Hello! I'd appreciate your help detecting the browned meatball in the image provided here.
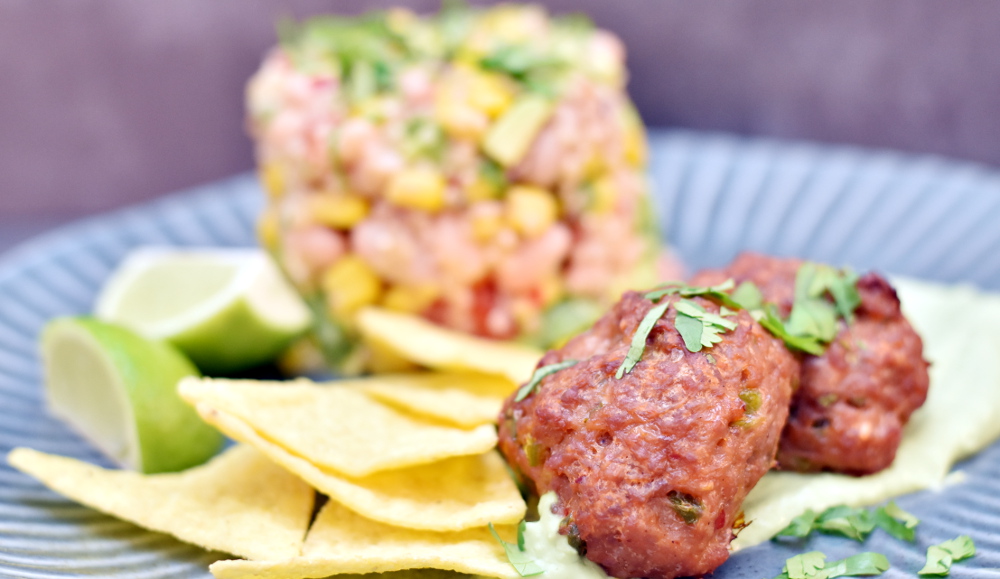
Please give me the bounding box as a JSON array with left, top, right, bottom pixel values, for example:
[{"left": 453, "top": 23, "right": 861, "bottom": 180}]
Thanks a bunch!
[
  {"left": 691, "top": 252, "right": 930, "bottom": 475},
  {"left": 497, "top": 290, "right": 799, "bottom": 579}
]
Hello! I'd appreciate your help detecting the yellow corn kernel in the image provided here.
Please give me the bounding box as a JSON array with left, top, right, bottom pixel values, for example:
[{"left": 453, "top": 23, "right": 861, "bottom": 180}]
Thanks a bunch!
[
  {"left": 386, "top": 166, "right": 447, "bottom": 212},
  {"left": 435, "top": 94, "right": 488, "bottom": 140},
  {"left": 623, "top": 109, "right": 648, "bottom": 167},
  {"left": 466, "top": 174, "right": 502, "bottom": 202},
  {"left": 468, "top": 72, "right": 514, "bottom": 118},
  {"left": 256, "top": 209, "right": 280, "bottom": 252},
  {"left": 381, "top": 284, "right": 439, "bottom": 314},
  {"left": 505, "top": 186, "right": 558, "bottom": 237},
  {"left": 311, "top": 194, "right": 370, "bottom": 230},
  {"left": 537, "top": 275, "right": 565, "bottom": 308},
  {"left": 591, "top": 177, "right": 618, "bottom": 214},
  {"left": 321, "top": 255, "right": 383, "bottom": 320},
  {"left": 259, "top": 162, "right": 285, "bottom": 199},
  {"left": 471, "top": 210, "right": 504, "bottom": 242}
]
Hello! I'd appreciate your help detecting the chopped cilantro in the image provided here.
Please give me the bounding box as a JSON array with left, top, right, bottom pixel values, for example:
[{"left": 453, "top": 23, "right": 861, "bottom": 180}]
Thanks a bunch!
[
  {"left": 615, "top": 297, "right": 671, "bottom": 379},
  {"left": 515, "top": 359, "right": 578, "bottom": 402},
  {"left": 776, "top": 509, "right": 820, "bottom": 538},
  {"left": 872, "top": 502, "right": 918, "bottom": 542},
  {"left": 918, "top": 536, "right": 975, "bottom": 576},
  {"left": 773, "top": 552, "right": 889, "bottom": 579},
  {"left": 616, "top": 280, "right": 742, "bottom": 378},
  {"left": 731, "top": 280, "right": 765, "bottom": 310},
  {"left": 489, "top": 521, "right": 544, "bottom": 576},
  {"left": 786, "top": 551, "right": 827, "bottom": 579},
  {"left": 674, "top": 299, "right": 738, "bottom": 352},
  {"left": 774, "top": 503, "right": 920, "bottom": 543}
]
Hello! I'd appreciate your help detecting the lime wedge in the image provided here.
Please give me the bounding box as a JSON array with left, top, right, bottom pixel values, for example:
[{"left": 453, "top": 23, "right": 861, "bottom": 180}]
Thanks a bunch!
[
  {"left": 41, "top": 317, "right": 225, "bottom": 473},
  {"left": 95, "top": 248, "right": 311, "bottom": 373}
]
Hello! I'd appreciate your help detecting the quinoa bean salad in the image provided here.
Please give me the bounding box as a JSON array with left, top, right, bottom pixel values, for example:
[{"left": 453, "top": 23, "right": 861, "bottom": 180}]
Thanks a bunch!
[{"left": 247, "top": 3, "right": 669, "bottom": 370}]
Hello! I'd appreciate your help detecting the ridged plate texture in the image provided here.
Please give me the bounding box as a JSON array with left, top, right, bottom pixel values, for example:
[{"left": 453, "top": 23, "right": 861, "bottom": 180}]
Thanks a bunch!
[{"left": 1, "top": 130, "right": 998, "bottom": 577}]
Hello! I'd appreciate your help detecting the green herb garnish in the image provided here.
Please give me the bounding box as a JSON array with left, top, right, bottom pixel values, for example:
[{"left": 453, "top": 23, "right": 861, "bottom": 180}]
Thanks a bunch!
[
  {"left": 667, "top": 490, "right": 703, "bottom": 525},
  {"left": 615, "top": 298, "right": 671, "bottom": 379},
  {"left": 489, "top": 521, "right": 544, "bottom": 577},
  {"left": 918, "top": 536, "right": 975, "bottom": 576},
  {"left": 674, "top": 300, "right": 738, "bottom": 353},
  {"left": 773, "top": 552, "right": 890, "bottom": 579},
  {"left": 515, "top": 359, "right": 578, "bottom": 402},
  {"left": 615, "top": 280, "right": 742, "bottom": 378},
  {"left": 775, "top": 503, "right": 920, "bottom": 543}
]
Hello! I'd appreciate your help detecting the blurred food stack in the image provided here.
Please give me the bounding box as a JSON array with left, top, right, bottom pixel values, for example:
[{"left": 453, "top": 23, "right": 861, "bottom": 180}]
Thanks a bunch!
[{"left": 247, "top": 3, "right": 663, "bottom": 370}]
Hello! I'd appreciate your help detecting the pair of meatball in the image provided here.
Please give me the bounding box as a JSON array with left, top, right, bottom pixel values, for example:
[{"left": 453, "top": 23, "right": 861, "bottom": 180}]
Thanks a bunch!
[
  {"left": 497, "top": 252, "right": 928, "bottom": 579},
  {"left": 691, "top": 252, "right": 930, "bottom": 475}
]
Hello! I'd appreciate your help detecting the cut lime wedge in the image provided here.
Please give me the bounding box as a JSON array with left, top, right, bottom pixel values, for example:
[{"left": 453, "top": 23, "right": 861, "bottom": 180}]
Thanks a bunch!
[
  {"left": 41, "top": 317, "right": 225, "bottom": 473},
  {"left": 95, "top": 248, "right": 311, "bottom": 373}
]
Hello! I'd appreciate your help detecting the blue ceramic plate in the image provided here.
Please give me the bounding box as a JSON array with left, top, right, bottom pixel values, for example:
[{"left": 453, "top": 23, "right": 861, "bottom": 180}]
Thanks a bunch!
[{"left": 1, "top": 130, "right": 998, "bottom": 578}]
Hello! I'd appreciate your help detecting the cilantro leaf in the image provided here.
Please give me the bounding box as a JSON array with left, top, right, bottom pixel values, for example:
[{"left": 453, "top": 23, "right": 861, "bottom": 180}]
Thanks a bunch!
[
  {"left": 758, "top": 304, "right": 826, "bottom": 355},
  {"left": 776, "top": 509, "right": 820, "bottom": 539},
  {"left": 674, "top": 299, "right": 738, "bottom": 351},
  {"left": 786, "top": 551, "right": 827, "bottom": 579},
  {"left": 873, "top": 502, "right": 918, "bottom": 542},
  {"left": 819, "top": 553, "right": 890, "bottom": 578},
  {"left": 731, "top": 280, "right": 764, "bottom": 310},
  {"left": 816, "top": 506, "right": 876, "bottom": 541},
  {"left": 515, "top": 359, "right": 578, "bottom": 402},
  {"left": 674, "top": 308, "right": 706, "bottom": 352},
  {"left": 773, "top": 552, "right": 889, "bottom": 579},
  {"left": 645, "top": 279, "right": 741, "bottom": 310},
  {"left": 919, "top": 536, "right": 976, "bottom": 576},
  {"left": 882, "top": 501, "right": 919, "bottom": 529},
  {"left": 615, "top": 298, "right": 670, "bottom": 378},
  {"left": 489, "top": 522, "right": 544, "bottom": 576},
  {"left": 776, "top": 503, "right": 919, "bottom": 543}
]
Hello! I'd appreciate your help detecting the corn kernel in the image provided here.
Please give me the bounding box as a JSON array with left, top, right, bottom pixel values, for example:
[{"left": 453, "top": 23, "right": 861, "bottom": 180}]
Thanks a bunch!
[
  {"left": 256, "top": 209, "right": 280, "bottom": 252},
  {"left": 505, "top": 186, "right": 558, "bottom": 237},
  {"left": 435, "top": 94, "right": 488, "bottom": 140},
  {"left": 321, "top": 255, "right": 383, "bottom": 320},
  {"left": 386, "top": 166, "right": 447, "bottom": 212},
  {"left": 466, "top": 174, "right": 501, "bottom": 202},
  {"left": 381, "top": 284, "right": 439, "bottom": 314},
  {"left": 259, "top": 162, "right": 285, "bottom": 199},
  {"left": 537, "top": 275, "right": 565, "bottom": 307},
  {"left": 623, "top": 109, "right": 648, "bottom": 167},
  {"left": 471, "top": 210, "right": 504, "bottom": 241},
  {"left": 468, "top": 71, "right": 514, "bottom": 118},
  {"left": 311, "top": 194, "right": 370, "bottom": 229},
  {"left": 591, "top": 177, "right": 618, "bottom": 214}
]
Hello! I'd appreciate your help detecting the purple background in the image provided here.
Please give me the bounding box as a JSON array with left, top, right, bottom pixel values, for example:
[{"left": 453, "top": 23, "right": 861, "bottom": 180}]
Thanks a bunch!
[{"left": 2, "top": 0, "right": 999, "bottom": 248}]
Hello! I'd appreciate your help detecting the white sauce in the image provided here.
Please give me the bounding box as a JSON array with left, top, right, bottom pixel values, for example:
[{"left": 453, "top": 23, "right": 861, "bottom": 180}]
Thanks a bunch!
[{"left": 522, "top": 492, "right": 614, "bottom": 579}]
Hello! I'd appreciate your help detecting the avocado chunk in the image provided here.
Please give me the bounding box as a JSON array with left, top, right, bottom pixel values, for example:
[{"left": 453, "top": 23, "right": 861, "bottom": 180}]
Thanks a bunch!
[{"left": 483, "top": 95, "right": 554, "bottom": 167}]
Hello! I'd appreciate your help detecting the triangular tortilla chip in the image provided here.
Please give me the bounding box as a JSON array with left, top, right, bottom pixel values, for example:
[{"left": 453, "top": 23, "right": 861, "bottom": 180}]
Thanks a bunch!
[
  {"left": 356, "top": 308, "right": 542, "bottom": 385},
  {"left": 196, "top": 404, "right": 525, "bottom": 531},
  {"left": 210, "top": 501, "right": 518, "bottom": 579},
  {"left": 179, "top": 378, "right": 498, "bottom": 477},
  {"left": 355, "top": 372, "right": 514, "bottom": 428},
  {"left": 7, "top": 445, "right": 313, "bottom": 560}
]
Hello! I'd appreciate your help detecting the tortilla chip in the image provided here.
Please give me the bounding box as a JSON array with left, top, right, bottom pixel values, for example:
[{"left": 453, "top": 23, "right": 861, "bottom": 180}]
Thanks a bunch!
[
  {"left": 733, "top": 278, "right": 1000, "bottom": 549},
  {"left": 355, "top": 372, "right": 514, "bottom": 428},
  {"left": 7, "top": 445, "right": 313, "bottom": 560},
  {"left": 210, "top": 501, "right": 517, "bottom": 579},
  {"left": 196, "top": 404, "right": 525, "bottom": 532},
  {"left": 356, "top": 307, "right": 542, "bottom": 385},
  {"left": 179, "top": 377, "right": 498, "bottom": 477}
]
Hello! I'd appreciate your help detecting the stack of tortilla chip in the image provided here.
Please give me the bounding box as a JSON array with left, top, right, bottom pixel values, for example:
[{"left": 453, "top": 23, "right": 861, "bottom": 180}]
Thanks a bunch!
[{"left": 9, "top": 311, "right": 544, "bottom": 579}]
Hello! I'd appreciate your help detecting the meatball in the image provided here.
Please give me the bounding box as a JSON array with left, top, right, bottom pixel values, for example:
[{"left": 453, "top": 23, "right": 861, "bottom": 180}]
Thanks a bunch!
[
  {"left": 691, "top": 252, "right": 930, "bottom": 475},
  {"left": 497, "top": 290, "right": 799, "bottom": 579}
]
